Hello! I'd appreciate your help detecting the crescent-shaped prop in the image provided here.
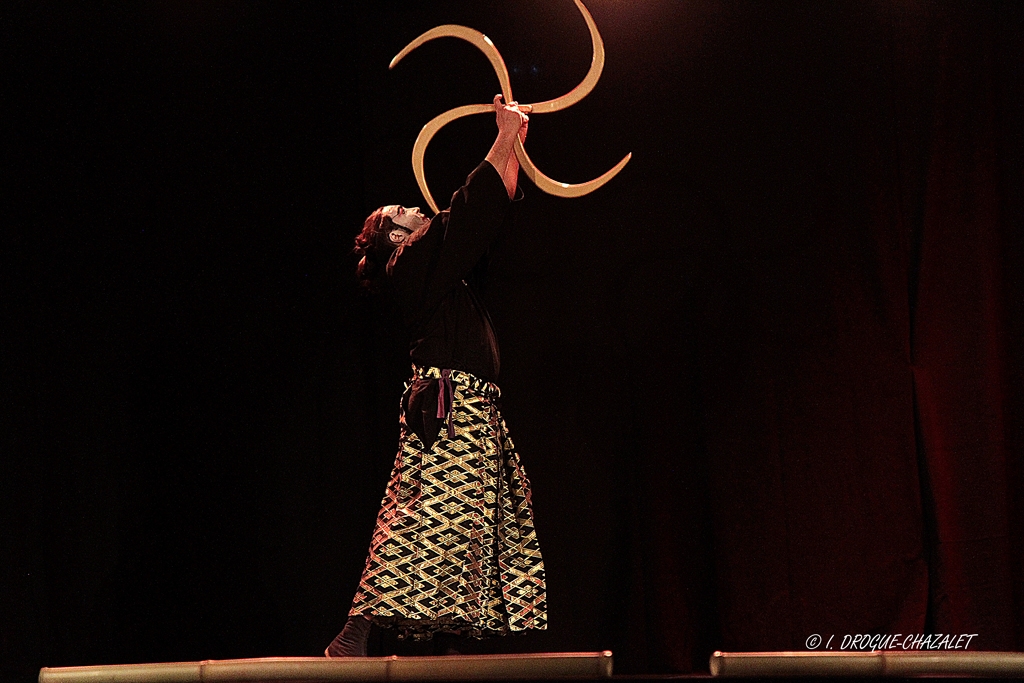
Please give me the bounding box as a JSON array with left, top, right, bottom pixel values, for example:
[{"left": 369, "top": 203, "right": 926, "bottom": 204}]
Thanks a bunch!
[
  {"left": 389, "top": 0, "right": 631, "bottom": 214},
  {"left": 515, "top": 138, "right": 632, "bottom": 198},
  {"left": 390, "top": 26, "right": 514, "bottom": 104},
  {"left": 407, "top": 104, "right": 492, "bottom": 216}
]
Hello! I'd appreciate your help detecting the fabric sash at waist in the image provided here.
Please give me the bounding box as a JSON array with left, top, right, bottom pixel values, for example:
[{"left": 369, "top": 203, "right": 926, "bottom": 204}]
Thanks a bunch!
[{"left": 412, "top": 365, "right": 501, "bottom": 399}]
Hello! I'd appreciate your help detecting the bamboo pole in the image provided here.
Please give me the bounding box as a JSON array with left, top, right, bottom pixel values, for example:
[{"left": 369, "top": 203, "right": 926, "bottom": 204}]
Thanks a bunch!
[{"left": 40, "top": 651, "right": 614, "bottom": 683}]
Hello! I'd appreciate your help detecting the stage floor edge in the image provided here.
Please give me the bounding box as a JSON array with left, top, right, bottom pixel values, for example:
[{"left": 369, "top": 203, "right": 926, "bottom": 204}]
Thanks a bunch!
[
  {"left": 39, "top": 651, "right": 614, "bottom": 683},
  {"left": 710, "top": 650, "right": 1024, "bottom": 677}
]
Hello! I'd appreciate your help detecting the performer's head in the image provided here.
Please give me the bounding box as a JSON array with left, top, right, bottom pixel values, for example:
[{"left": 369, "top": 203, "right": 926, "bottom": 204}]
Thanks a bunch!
[{"left": 354, "top": 205, "right": 431, "bottom": 291}]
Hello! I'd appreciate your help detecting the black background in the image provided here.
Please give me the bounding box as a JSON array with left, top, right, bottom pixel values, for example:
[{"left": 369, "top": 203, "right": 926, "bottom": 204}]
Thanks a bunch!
[{"left": 4, "top": 1, "right": 1024, "bottom": 680}]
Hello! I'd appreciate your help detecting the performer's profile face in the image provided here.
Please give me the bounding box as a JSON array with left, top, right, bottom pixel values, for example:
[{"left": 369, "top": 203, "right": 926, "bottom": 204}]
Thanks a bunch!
[{"left": 383, "top": 205, "right": 430, "bottom": 233}]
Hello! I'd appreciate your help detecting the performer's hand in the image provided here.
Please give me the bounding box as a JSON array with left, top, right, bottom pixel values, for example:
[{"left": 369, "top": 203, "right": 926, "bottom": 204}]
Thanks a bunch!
[
  {"left": 494, "top": 94, "right": 528, "bottom": 139},
  {"left": 488, "top": 95, "right": 527, "bottom": 198}
]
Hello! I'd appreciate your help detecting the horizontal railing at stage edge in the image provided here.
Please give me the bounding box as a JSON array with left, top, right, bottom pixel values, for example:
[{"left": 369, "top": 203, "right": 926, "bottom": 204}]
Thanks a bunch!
[
  {"left": 39, "top": 651, "right": 614, "bottom": 683},
  {"left": 710, "top": 650, "right": 1024, "bottom": 677}
]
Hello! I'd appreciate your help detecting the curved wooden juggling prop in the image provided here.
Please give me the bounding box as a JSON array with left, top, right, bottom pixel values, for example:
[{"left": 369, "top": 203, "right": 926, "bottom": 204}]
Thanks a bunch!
[{"left": 389, "top": 0, "right": 632, "bottom": 214}]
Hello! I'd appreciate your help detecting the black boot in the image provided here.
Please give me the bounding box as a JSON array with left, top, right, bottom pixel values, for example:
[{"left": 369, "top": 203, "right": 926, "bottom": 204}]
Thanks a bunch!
[{"left": 325, "top": 615, "right": 372, "bottom": 657}]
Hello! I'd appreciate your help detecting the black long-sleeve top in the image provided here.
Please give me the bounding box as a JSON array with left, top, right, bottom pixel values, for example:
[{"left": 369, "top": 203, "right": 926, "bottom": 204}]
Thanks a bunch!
[
  {"left": 387, "top": 160, "right": 521, "bottom": 383},
  {"left": 386, "top": 161, "right": 520, "bottom": 450}
]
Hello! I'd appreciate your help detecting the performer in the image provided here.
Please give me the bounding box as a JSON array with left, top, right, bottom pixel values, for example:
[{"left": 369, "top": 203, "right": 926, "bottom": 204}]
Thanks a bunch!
[{"left": 326, "top": 95, "right": 547, "bottom": 657}]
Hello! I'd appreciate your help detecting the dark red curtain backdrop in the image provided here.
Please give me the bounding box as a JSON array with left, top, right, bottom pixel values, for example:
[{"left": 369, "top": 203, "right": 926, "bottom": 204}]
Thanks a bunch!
[
  {"left": 4, "top": 1, "right": 1022, "bottom": 680},
  {"left": 611, "top": 1, "right": 1024, "bottom": 671}
]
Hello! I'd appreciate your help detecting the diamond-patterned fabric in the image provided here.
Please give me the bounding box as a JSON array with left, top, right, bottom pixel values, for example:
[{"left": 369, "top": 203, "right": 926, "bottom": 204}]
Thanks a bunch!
[{"left": 349, "top": 368, "right": 547, "bottom": 640}]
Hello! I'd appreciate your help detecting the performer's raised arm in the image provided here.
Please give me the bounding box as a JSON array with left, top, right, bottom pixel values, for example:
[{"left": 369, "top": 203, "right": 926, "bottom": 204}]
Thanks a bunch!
[
  {"left": 505, "top": 109, "right": 527, "bottom": 196},
  {"left": 484, "top": 94, "right": 529, "bottom": 199}
]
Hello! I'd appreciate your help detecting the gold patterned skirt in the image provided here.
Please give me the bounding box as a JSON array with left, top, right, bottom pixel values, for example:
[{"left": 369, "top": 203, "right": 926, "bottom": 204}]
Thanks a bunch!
[{"left": 349, "top": 367, "right": 547, "bottom": 639}]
